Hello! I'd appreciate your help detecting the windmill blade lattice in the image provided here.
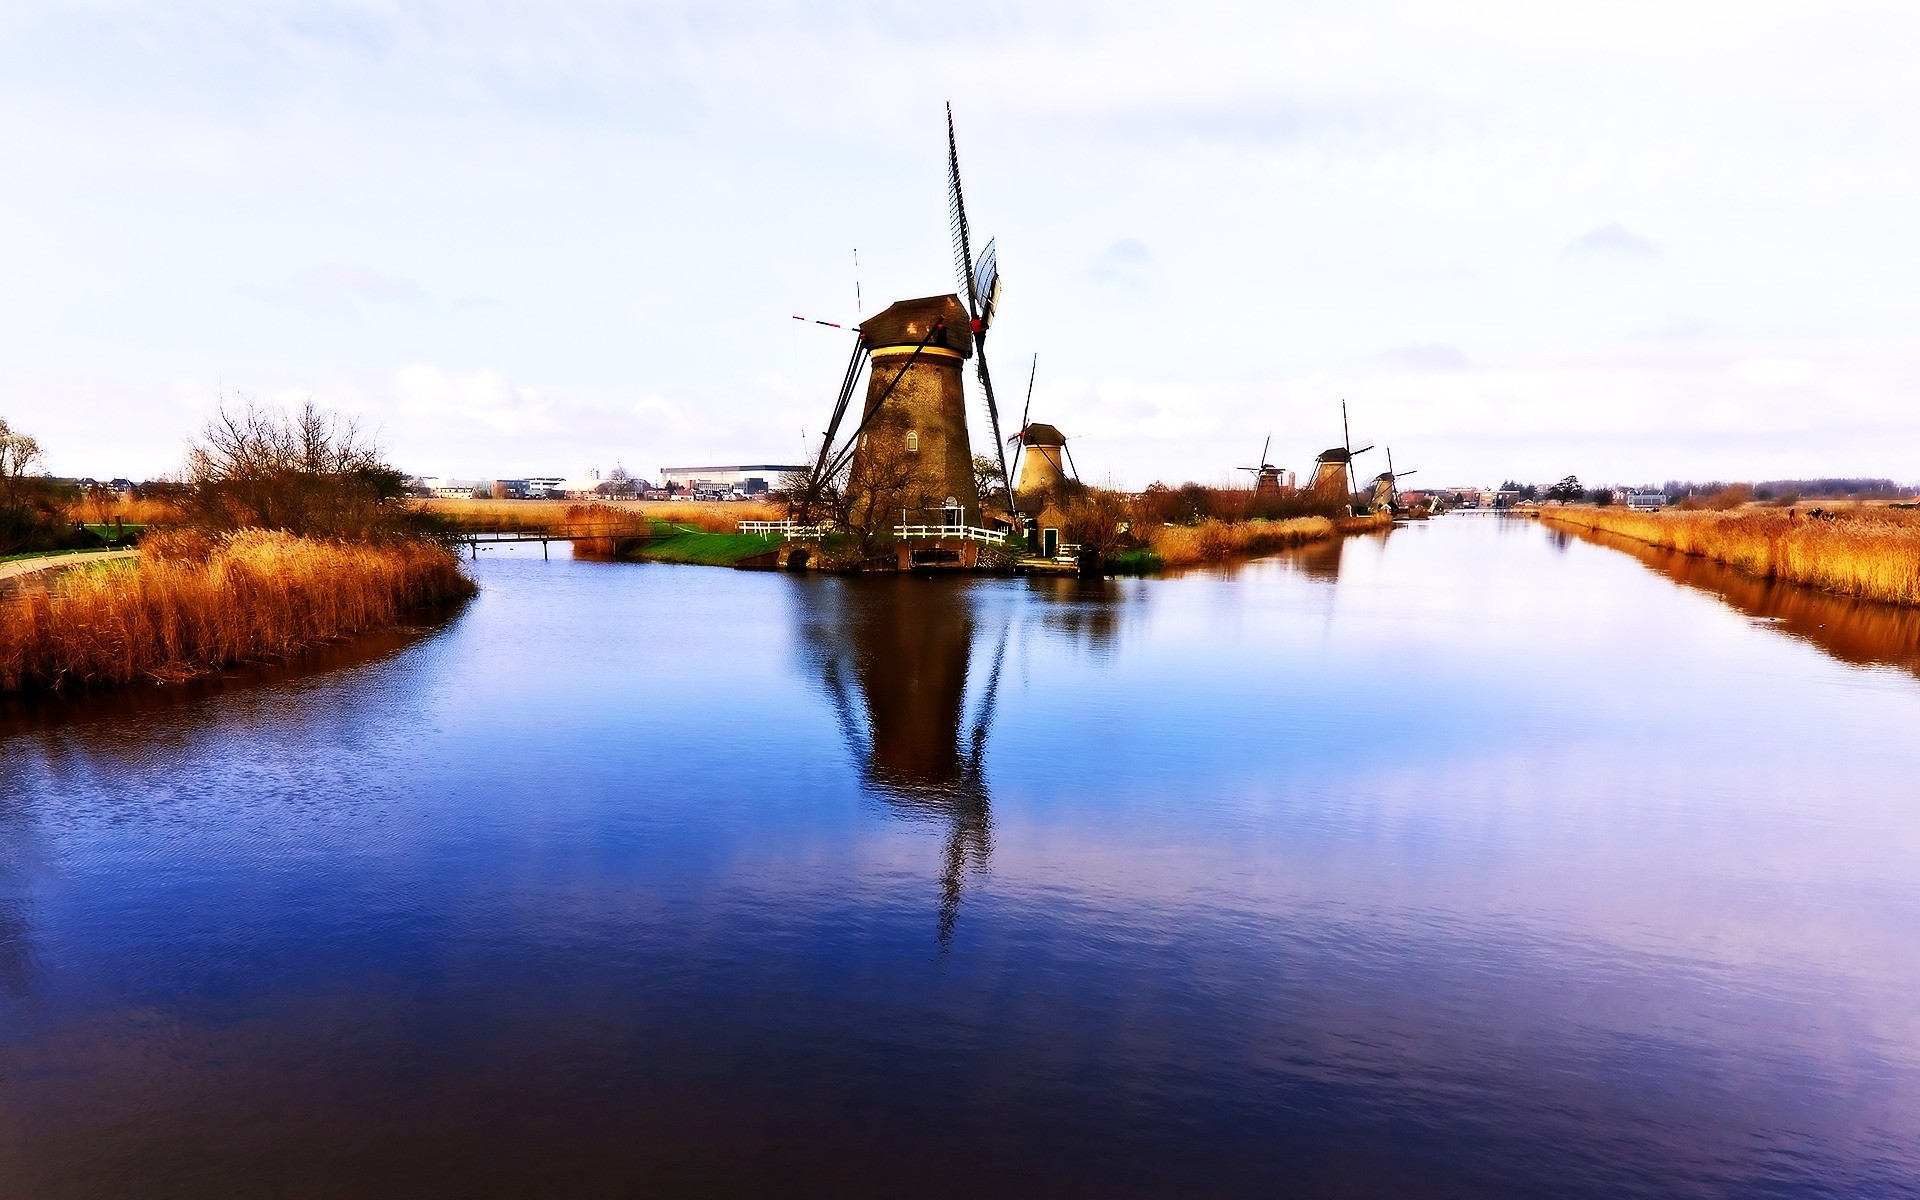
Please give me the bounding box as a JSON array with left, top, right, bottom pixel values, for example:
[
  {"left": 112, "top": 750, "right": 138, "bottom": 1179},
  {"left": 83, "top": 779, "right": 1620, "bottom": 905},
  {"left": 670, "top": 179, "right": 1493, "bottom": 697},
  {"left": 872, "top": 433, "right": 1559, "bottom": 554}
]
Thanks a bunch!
[{"left": 947, "top": 103, "right": 1017, "bottom": 523}]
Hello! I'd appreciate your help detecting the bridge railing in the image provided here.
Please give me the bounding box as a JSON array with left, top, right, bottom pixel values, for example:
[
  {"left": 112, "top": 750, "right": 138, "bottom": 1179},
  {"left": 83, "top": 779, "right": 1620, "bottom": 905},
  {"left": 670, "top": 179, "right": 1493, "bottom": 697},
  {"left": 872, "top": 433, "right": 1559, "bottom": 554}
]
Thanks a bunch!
[
  {"left": 893, "top": 524, "right": 1008, "bottom": 544},
  {"left": 458, "top": 522, "right": 655, "bottom": 541},
  {"left": 737, "top": 520, "right": 828, "bottom": 538}
]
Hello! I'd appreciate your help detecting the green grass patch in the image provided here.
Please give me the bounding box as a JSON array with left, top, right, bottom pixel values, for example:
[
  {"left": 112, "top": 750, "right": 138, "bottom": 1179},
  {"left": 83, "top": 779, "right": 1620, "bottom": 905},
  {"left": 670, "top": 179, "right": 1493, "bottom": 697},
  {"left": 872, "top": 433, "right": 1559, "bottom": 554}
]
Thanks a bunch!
[
  {"left": 1, "top": 547, "right": 107, "bottom": 566},
  {"left": 1105, "top": 546, "right": 1165, "bottom": 575},
  {"left": 631, "top": 531, "right": 783, "bottom": 566}
]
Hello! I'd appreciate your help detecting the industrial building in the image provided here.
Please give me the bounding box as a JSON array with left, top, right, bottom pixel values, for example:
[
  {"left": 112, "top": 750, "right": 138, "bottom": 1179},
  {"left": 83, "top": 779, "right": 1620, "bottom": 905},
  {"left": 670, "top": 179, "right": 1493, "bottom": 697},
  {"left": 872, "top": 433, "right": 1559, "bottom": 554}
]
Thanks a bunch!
[{"left": 660, "top": 464, "right": 805, "bottom": 498}]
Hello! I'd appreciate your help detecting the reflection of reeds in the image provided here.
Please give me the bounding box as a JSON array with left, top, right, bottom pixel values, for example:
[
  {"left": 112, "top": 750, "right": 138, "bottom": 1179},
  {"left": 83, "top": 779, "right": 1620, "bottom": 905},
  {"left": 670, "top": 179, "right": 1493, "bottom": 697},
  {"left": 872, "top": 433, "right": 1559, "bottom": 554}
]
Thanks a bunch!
[
  {"left": 1149, "top": 517, "right": 1336, "bottom": 567},
  {"left": 0, "top": 529, "right": 474, "bottom": 692},
  {"left": 1576, "top": 525, "right": 1920, "bottom": 677},
  {"left": 1542, "top": 507, "right": 1920, "bottom": 607}
]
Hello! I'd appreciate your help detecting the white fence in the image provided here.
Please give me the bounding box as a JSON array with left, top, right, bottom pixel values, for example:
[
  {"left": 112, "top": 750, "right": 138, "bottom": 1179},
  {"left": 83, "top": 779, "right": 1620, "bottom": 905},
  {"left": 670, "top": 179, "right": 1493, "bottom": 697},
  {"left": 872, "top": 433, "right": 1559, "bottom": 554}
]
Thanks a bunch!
[
  {"left": 894, "top": 524, "right": 1008, "bottom": 544},
  {"left": 737, "top": 521, "right": 828, "bottom": 538},
  {"left": 738, "top": 520, "right": 1009, "bottom": 545}
]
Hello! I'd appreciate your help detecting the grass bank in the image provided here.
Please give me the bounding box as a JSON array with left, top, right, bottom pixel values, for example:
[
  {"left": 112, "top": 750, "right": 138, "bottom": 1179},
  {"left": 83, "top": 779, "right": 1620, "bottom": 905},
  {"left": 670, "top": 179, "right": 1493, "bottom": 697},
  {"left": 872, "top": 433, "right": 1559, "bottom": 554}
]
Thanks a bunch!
[
  {"left": 623, "top": 529, "right": 784, "bottom": 566},
  {"left": 0, "top": 529, "right": 474, "bottom": 692},
  {"left": 1540, "top": 505, "right": 1920, "bottom": 607}
]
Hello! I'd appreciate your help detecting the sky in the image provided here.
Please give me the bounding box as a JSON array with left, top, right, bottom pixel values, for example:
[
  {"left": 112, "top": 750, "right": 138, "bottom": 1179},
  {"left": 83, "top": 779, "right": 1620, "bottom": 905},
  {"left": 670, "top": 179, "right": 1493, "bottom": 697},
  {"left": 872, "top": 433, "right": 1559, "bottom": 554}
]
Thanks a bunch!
[{"left": 2, "top": 0, "right": 1917, "bottom": 490}]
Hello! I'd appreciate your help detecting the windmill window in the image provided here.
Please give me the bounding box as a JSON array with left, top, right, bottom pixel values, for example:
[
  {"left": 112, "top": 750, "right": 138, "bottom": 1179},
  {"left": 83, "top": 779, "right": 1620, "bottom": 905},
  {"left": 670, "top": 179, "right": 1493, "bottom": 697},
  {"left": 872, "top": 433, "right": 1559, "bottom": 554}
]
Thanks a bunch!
[{"left": 906, "top": 431, "right": 919, "bottom": 454}]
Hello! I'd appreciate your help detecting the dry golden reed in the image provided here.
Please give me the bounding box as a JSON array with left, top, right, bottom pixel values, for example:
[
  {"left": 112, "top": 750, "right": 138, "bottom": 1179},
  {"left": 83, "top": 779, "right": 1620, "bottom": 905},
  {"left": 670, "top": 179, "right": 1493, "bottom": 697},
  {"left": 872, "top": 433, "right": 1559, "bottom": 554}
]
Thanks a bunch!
[
  {"left": 66, "top": 492, "right": 183, "bottom": 526},
  {"left": 1541, "top": 506, "right": 1920, "bottom": 607},
  {"left": 418, "top": 497, "right": 783, "bottom": 534},
  {"left": 1149, "top": 516, "right": 1338, "bottom": 568},
  {"left": 0, "top": 529, "right": 474, "bottom": 692}
]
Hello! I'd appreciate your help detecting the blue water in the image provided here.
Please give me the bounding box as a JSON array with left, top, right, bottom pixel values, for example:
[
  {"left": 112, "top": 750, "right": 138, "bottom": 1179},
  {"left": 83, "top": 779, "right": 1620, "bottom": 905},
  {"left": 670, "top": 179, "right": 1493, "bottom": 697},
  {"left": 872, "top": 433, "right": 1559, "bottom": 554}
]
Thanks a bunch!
[{"left": 3, "top": 518, "right": 1919, "bottom": 1197}]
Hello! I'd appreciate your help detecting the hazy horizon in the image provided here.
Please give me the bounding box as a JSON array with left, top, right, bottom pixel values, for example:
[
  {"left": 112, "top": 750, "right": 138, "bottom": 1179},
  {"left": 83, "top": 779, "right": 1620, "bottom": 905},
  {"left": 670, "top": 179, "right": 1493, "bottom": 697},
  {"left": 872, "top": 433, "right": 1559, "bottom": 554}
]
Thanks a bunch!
[{"left": 4, "top": 1, "right": 1917, "bottom": 489}]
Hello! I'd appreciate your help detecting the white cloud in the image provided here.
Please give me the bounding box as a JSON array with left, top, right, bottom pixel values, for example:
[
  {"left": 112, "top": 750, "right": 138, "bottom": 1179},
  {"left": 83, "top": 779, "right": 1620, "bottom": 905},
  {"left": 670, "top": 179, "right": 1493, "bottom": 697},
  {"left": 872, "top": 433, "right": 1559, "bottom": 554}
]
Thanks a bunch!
[
  {"left": 1375, "top": 344, "right": 1472, "bottom": 371},
  {"left": 1562, "top": 223, "right": 1664, "bottom": 259},
  {"left": 1730, "top": 358, "right": 1815, "bottom": 388},
  {"left": 391, "top": 363, "right": 547, "bottom": 434}
]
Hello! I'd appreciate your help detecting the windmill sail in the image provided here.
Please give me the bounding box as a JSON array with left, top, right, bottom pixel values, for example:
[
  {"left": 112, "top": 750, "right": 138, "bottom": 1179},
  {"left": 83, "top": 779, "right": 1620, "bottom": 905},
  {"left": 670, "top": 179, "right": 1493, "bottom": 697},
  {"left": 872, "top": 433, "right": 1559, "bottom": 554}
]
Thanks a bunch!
[
  {"left": 973, "top": 239, "right": 1000, "bottom": 330},
  {"left": 947, "top": 104, "right": 1018, "bottom": 525}
]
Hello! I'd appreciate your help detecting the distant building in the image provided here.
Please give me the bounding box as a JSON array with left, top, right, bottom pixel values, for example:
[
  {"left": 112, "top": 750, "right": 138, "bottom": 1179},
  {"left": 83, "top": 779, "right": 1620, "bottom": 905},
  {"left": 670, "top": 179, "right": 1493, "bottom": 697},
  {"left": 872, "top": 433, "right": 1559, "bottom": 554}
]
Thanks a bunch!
[
  {"left": 524, "top": 476, "right": 567, "bottom": 499},
  {"left": 415, "top": 477, "right": 486, "bottom": 499},
  {"left": 660, "top": 464, "right": 804, "bottom": 498},
  {"left": 1627, "top": 492, "right": 1668, "bottom": 511}
]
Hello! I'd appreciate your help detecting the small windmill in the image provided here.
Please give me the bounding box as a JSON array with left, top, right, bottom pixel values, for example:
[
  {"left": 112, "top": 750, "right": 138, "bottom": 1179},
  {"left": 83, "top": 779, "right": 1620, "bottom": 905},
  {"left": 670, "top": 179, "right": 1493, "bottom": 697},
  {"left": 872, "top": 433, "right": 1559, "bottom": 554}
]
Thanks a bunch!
[
  {"left": 947, "top": 104, "right": 1019, "bottom": 527},
  {"left": 1236, "top": 434, "right": 1287, "bottom": 494},
  {"left": 1005, "top": 356, "right": 1081, "bottom": 503},
  {"left": 1309, "top": 400, "right": 1374, "bottom": 503},
  {"left": 1369, "top": 446, "right": 1418, "bottom": 513},
  {"left": 1374, "top": 445, "right": 1420, "bottom": 510}
]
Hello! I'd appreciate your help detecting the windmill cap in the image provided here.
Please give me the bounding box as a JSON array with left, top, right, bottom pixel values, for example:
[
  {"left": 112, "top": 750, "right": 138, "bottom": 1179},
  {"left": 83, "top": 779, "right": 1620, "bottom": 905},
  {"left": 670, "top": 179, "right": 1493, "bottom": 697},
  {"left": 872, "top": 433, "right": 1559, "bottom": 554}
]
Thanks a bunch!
[
  {"left": 859, "top": 294, "right": 974, "bottom": 357},
  {"left": 1316, "top": 446, "right": 1353, "bottom": 463},
  {"left": 1019, "top": 422, "right": 1065, "bottom": 446}
]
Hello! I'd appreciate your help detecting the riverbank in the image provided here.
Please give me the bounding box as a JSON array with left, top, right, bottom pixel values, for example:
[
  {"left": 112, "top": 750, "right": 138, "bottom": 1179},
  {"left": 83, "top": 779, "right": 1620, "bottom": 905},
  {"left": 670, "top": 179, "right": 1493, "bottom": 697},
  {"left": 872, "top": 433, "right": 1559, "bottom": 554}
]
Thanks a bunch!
[
  {"left": 604, "top": 511, "right": 1387, "bottom": 574},
  {"left": 1539, "top": 505, "right": 1920, "bottom": 607},
  {"left": 0, "top": 530, "right": 474, "bottom": 692}
]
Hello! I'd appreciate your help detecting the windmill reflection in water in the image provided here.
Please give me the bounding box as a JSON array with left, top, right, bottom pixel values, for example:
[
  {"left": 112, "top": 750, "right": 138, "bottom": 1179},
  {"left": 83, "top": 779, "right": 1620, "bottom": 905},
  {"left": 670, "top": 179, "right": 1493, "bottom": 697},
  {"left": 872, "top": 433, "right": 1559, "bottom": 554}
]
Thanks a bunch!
[
  {"left": 799, "top": 579, "right": 1008, "bottom": 948},
  {"left": 798, "top": 576, "right": 1142, "bottom": 942}
]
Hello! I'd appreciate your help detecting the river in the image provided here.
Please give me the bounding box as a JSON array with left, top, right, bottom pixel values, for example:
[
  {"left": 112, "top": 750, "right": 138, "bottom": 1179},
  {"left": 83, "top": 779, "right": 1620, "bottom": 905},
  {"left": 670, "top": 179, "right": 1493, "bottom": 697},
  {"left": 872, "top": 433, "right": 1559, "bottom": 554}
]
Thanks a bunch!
[{"left": 3, "top": 517, "right": 1919, "bottom": 1197}]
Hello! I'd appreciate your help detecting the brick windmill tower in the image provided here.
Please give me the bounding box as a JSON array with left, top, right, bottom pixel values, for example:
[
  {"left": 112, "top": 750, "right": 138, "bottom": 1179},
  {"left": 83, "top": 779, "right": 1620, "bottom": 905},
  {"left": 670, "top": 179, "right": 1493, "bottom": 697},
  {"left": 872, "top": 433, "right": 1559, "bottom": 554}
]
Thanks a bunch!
[{"left": 844, "top": 294, "right": 982, "bottom": 526}]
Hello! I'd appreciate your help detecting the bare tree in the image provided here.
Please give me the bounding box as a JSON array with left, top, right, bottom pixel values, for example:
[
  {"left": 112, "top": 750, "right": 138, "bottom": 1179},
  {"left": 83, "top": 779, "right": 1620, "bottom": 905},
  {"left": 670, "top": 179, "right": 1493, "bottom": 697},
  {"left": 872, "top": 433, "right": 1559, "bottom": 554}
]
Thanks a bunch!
[
  {"left": 0, "top": 416, "right": 49, "bottom": 553},
  {"left": 596, "top": 464, "right": 638, "bottom": 500},
  {"left": 841, "top": 413, "right": 934, "bottom": 556},
  {"left": 183, "top": 398, "right": 415, "bottom": 540},
  {"left": 1065, "top": 486, "right": 1131, "bottom": 560}
]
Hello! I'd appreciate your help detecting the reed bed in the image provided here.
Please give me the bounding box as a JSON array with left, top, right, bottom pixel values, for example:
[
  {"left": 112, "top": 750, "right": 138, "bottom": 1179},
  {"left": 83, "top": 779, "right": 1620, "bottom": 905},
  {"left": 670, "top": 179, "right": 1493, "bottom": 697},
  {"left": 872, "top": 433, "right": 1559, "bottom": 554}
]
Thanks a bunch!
[
  {"left": 1148, "top": 516, "right": 1337, "bottom": 568},
  {"left": 1541, "top": 506, "right": 1920, "bottom": 607},
  {"left": 66, "top": 493, "right": 183, "bottom": 526},
  {"left": 419, "top": 497, "right": 783, "bottom": 534},
  {"left": 0, "top": 529, "right": 474, "bottom": 691}
]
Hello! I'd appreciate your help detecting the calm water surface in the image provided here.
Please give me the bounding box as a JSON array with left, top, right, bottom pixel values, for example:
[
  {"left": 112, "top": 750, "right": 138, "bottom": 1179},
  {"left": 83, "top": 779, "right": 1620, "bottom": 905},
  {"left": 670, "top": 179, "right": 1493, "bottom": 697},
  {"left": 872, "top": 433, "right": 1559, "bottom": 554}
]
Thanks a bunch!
[{"left": 4, "top": 518, "right": 1919, "bottom": 1197}]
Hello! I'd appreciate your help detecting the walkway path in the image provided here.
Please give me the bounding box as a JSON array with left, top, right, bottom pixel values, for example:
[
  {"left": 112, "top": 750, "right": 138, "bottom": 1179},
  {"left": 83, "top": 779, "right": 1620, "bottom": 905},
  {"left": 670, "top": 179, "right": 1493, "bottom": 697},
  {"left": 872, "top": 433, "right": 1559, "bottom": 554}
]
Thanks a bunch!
[{"left": 0, "top": 548, "right": 139, "bottom": 596}]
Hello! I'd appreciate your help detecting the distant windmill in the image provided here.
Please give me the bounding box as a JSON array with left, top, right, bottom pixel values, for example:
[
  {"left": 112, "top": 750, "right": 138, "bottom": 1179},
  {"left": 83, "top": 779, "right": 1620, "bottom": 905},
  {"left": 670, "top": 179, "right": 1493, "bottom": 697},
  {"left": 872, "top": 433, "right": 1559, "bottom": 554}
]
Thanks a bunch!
[
  {"left": 1236, "top": 434, "right": 1288, "bottom": 494},
  {"left": 1005, "top": 355, "right": 1080, "bottom": 505},
  {"left": 1308, "top": 400, "right": 1374, "bottom": 503},
  {"left": 1368, "top": 446, "right": 1418, "bottom": 513}
]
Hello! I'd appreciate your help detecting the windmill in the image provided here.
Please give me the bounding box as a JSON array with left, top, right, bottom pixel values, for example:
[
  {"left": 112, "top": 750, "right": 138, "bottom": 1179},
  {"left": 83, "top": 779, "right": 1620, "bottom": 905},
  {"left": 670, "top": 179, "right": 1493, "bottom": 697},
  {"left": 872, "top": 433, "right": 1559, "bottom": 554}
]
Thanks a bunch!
[
  {"left": 1308, "top": 400, "right": 1373, "bottom": 504},
  {"left": 788, "top": 107, "right": 1019, "bottom": 537},
  {"left": 947, "top": 104, "right": 1019, "bottom": 528},
  {"left": 1236, "top": 434, "right": 1288, "bottom": 494},
  {"left": 1368, "top": 446, "right": 1418, "bottom": 514},
  {"left": 1005, "top": 355, "right": 1081, "bottom": 506}
]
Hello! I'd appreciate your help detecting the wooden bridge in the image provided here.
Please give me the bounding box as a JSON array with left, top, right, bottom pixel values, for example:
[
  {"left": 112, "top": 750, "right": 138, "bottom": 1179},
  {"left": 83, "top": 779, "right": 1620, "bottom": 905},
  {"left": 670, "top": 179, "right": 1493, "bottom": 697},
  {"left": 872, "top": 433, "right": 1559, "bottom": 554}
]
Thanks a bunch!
[{"left": 454, "top": 523, "right": 657, "bottom": 558}]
